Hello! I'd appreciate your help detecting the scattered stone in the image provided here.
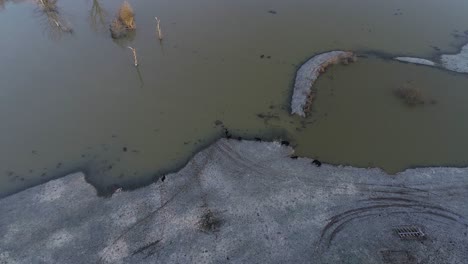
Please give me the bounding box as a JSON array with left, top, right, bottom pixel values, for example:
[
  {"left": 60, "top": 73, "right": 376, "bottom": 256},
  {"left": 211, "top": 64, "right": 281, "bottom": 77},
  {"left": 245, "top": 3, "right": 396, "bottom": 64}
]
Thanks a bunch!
[{"left": 312, "top": 160, "right": 322, "bottom": 167}]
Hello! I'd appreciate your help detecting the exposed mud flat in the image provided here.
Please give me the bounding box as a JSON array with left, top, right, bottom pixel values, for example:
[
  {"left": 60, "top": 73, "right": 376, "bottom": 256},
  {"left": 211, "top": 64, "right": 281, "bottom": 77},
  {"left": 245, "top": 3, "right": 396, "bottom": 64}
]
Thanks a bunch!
[
  {"left": 1, "top": 139, "right": 467, "bottom": 263},
  {"left": 291, "top": 51, "right": 356, "bottom": 117},
  {"left": 394, "top": 43, "right": 468, "bottom": 73}
]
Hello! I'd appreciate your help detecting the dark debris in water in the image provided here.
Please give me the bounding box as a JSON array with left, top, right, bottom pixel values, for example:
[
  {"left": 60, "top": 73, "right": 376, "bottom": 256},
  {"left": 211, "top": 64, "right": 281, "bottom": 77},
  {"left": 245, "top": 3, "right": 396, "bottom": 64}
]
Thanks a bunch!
[
  {"left": 259, "top": 55, "right": 272, "bottom": 59},
  {"left": 256, "top": 112, "right": 280, "bottom": 124}
]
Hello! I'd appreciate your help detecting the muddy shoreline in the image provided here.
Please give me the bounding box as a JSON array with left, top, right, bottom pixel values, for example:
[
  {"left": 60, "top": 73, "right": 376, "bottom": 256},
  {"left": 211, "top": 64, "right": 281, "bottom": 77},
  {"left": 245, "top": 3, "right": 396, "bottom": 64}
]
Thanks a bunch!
[
  {"left": 1, "top": 139, "right": 467, "bottom": 263},
  {"left": 4, "top": 40, "right": 468, "bottom": 199}
]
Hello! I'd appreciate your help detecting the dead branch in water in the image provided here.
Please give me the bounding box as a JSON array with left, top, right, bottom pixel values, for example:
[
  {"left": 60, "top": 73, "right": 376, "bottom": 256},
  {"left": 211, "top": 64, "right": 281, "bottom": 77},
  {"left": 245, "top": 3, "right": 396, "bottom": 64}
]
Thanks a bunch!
[
  {"left": 128, "top": 46, "right": 138, "bottom": 66},
  {"left": 155, "top": 16, "right": 162, "bottom": 40}
]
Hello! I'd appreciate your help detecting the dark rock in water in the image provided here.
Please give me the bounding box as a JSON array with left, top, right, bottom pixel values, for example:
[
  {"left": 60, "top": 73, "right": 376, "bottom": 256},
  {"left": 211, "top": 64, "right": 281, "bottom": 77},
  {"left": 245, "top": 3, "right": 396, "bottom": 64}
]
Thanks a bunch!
[
  {"left": 254, "top": 137, "right": 262, "bottom": 141},
  {"left": 223, "top": 128, "right": 232, "bottom": 139},
  {"left": 267, "top": 56, "right": 271, "bottom": 59},
  {"left": 123, "top": 147, "right": 128, "bottom": 152},
  {"left": 260, "top": 54, "right": 265, "bottom": 59},
  {"left": 280, "top": 140, "right": 290, "bottom": 146},
  {"left": 161, "top": 175, "right": 166, "bottom": 182},
  {"left": 268, "top": 10, "right": 277, "bottom": 14},
  {"left": 108, "top": 184, "right": 122, "bottom": 193},
  {"left": 290, "top": 155, "right": 298, "bottom": 159},
  {"left": 312, "top": 160, "right": 322, "bottom": 167},
  {"left": 214, "top": 120, "right": 223, "bottom": 126}
]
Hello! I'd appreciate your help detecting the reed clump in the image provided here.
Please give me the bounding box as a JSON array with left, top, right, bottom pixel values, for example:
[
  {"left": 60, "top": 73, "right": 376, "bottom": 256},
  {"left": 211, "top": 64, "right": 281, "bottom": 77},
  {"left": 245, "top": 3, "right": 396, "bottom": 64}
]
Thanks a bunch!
[
  {"left": 110, "top": 1, "right": 135, "bottom": 39},
  {"left": 119, "top": 1, "right": 135, "bottom": 29},
  {"left": 394, "top": 85, "right": 425, "bottom": 106}
]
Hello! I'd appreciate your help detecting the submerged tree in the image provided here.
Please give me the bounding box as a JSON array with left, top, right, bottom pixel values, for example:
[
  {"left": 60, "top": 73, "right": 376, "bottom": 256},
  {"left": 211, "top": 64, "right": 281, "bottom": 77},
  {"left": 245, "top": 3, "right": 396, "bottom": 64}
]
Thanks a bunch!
[
  {"left": 36, "top": 0, "right": 73, "bottom": 38},
  {"left": 89, "top": 0, "right": 107, "bottom": 31}
]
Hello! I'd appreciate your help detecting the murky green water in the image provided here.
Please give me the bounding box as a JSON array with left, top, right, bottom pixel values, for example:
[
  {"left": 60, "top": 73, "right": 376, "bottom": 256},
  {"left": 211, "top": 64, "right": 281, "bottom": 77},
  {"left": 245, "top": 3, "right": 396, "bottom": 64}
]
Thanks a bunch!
[{"left": 1, "top": 0, "right": 468, "bottom": 197}]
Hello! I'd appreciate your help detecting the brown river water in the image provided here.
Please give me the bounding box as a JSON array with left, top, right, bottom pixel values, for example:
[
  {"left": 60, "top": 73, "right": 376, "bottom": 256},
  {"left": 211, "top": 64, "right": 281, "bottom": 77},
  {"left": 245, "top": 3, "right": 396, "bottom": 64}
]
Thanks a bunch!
[{"left": 1, "top": 0, "right": 468, "bottom": 197}]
